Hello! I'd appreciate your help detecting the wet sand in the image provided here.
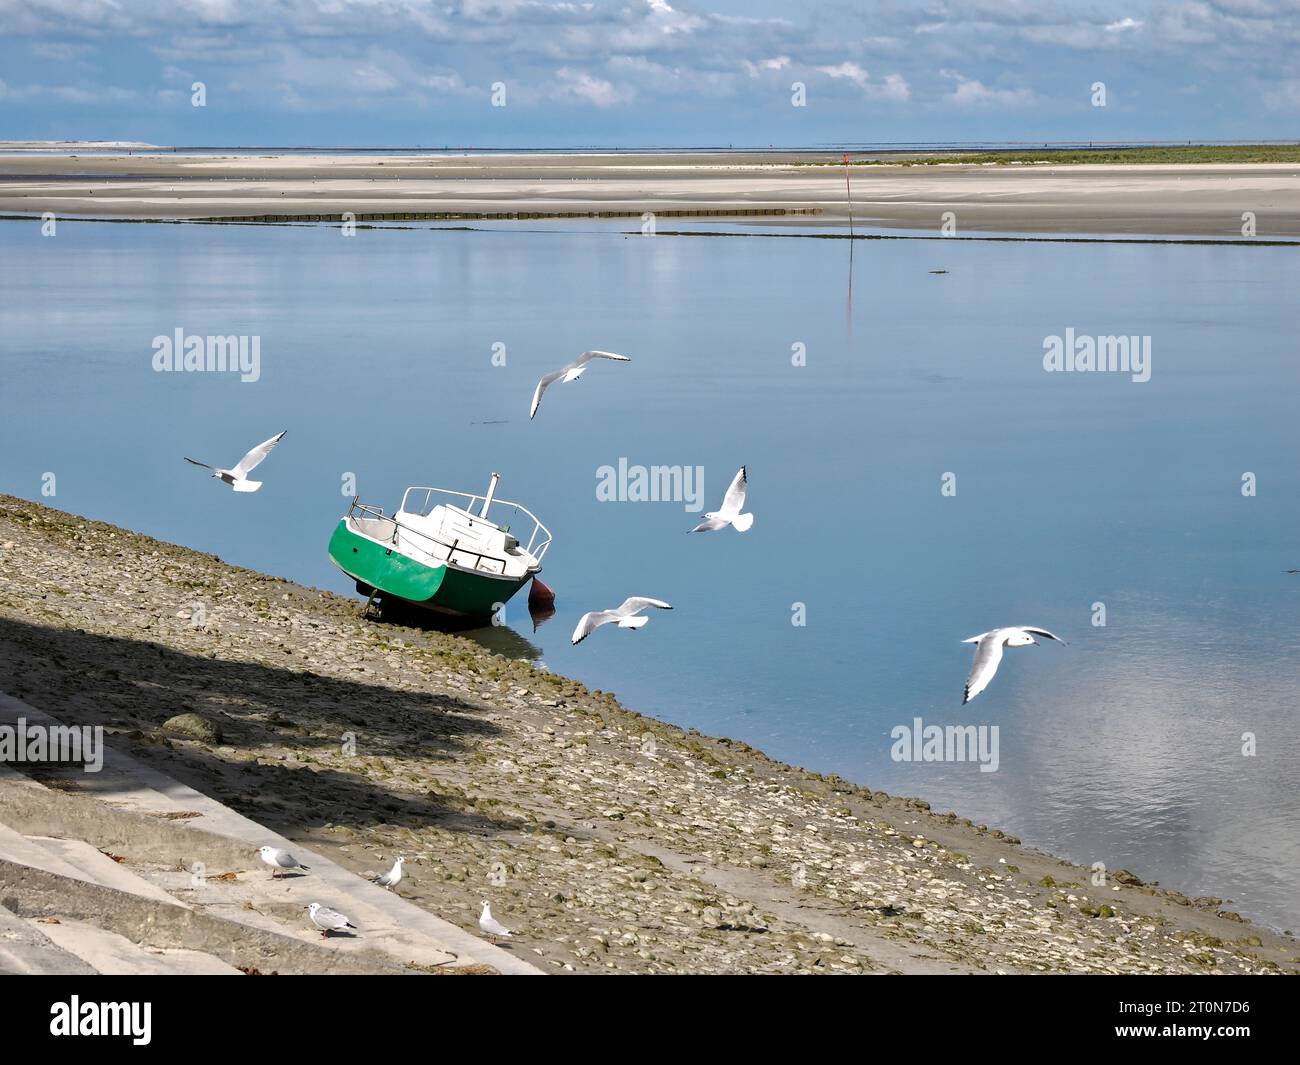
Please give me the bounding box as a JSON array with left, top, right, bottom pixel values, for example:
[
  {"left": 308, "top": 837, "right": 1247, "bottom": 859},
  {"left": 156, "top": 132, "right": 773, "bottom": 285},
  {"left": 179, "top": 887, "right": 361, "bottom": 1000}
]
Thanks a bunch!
[{"left": 2, "top": 152, "right": 1299, "bottom": 236}]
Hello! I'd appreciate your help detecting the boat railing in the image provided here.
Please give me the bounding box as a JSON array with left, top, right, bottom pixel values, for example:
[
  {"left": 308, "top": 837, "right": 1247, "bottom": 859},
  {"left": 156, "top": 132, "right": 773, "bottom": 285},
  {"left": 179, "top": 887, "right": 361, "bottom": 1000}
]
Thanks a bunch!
[
  {"left": 398, "top": 486, "right": 552, "bottom": 562},
  {"left": 345, "top": 494, "right": 549, "bottom": 574},
  {"left": 346, "top": 499, "right": 504, "bottom": 574}
]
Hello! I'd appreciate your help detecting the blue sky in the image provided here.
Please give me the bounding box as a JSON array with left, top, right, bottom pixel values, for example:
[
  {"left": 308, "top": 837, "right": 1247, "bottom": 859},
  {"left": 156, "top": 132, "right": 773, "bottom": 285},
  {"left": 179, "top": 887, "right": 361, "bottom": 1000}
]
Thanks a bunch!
[{"left": 2, "top": 0, "right": 1298, "bottom": 147}]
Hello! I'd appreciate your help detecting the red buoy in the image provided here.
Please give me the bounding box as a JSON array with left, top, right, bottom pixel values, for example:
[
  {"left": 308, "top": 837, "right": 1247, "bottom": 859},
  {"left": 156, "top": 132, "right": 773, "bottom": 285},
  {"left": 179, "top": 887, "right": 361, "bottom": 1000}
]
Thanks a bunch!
[{"left": 528, "top": 575, "right": 556, "bottom": 607}]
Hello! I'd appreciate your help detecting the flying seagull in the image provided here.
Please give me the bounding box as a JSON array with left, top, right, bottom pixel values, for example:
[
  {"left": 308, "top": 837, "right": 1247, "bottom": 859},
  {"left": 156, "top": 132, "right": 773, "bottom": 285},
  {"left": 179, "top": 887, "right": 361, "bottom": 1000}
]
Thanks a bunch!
[
  {"left": 690, "top": 466, "right": 753, "bottom": 533},
  {"left": 373, "top": 857, "right": 405, "bottom": 891},
  {"left": 185, "top": 430, "right": 286, "bottom": 492},
  {"left": 529, "top": 350, "right": 630, "bottom": 419},
  {"left": 257, "top": 845, "right": 309, "bottom": 879},
  {"left": 571, "top": 597, "right": 672, "bottom": 644},
  {"left": 961, "top": 626, "right": 1065, "bottom": 704},
  {"left": 479, "top": 900, "right": 514, "bottom": 942},
  {"left": 307, "top": 902, "right": 357, "bottom": 938}
]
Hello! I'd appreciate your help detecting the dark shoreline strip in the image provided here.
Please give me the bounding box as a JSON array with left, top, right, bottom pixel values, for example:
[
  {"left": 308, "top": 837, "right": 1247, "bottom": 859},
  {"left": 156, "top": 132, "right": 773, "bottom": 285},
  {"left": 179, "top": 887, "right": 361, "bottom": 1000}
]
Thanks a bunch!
[
  {"left": 1, "top": 212, "right": 1296, "bottom": 246},
  {"left": 643, "top": 229, "right": 1300, "bottom": 247}
]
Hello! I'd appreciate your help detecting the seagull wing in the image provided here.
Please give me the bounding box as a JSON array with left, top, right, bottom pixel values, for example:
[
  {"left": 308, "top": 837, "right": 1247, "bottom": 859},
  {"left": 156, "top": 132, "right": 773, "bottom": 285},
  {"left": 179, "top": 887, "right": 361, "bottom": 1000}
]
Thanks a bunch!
[
  {"left": 482, "top": 916, "right": 512, "bottom": 936},
  {"left": 231, "top": 431, "right": 286, "bottom": 479},
  {"left": 571, "top": 610, "right": 615, "bottom": 644},
  {"left": 963, "top": 636, "right": 1005, "bottom": 704},
  {"left": 689, "top": 515, "right": 728, "bottom": 533},
  {"left": 1022, "top": 627, "right": 1066, "bottom": 644},
  {"left": 718, "top": 466, "right": 747, "bottom": 517},
  {"left": 530, "top": 369, "right": 566, "bottom": 419},
  {"left": 184, "top": 457, "right": 214, "bottom": 471},
  {"left": 576, "top": 349, "right": 631, "bottom": 364},
  {"left": 615, "top": 597, "right": 673, "bottom": 617}
]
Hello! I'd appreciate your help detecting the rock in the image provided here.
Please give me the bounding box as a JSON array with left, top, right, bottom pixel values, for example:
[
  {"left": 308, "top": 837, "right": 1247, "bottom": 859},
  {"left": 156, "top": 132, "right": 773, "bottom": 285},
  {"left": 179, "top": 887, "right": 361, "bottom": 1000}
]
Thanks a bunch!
[{"left": 160, "top": 712, "right": 222, "bottom": 743}]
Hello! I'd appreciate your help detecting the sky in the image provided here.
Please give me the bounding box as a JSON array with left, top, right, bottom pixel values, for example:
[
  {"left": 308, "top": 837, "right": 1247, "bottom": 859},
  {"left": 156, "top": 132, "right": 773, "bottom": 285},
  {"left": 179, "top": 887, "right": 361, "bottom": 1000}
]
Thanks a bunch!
[{"left": 1, "top": 0, "right": 1299, "bottom": 148}]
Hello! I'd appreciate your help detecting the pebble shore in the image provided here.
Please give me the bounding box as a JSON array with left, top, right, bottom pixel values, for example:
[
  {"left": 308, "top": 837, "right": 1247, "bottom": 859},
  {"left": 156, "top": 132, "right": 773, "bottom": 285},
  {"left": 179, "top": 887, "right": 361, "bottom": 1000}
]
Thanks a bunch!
[{"left": 1, "top": 494, "right": 1294, "bottom": 975}]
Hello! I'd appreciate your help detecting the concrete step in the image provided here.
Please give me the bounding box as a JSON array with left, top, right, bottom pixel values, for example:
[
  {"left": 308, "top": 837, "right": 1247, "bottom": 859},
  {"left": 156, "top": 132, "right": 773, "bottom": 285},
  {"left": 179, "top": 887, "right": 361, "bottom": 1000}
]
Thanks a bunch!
[
  {"left": 28, "top": 836, "right": 184, "bottom": 907},
  {"left": 0, "top": 857, "right": 414, "bottom": 975},
  {"left": 0, "top": 821, "right": 90, "bottom": 881},
  {"left": 141, "top": 867, "right": 461, "bottom": 968},
  {"left": 0, "top": 902, "right": 96, "bottom": 974},
  {"left": 31, "top": 918, "right": 244, "bottom": 975}
]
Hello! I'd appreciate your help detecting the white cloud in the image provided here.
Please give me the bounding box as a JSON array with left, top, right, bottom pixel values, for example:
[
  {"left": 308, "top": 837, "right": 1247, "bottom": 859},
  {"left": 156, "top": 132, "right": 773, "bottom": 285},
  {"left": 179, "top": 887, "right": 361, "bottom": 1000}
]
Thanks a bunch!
[
  {"left": 644, "top": 0, "right": 704, "bottom": 36},
  {"left": 817, "top": 61, "right": 869, "bottom": 88},
  {"left": 879, "top": 72, "right": 910, "bottom": 101},
  {"left": 554, "top": 66, "right": 632, "bottom": 106},
  {"left": 942, "top": 70, "right": 1035, "bottom": 107},
  {"left": 742, "top": 55, "right": 790, "bottom": 77},
  {"left": 2, "top": 0, "right": 1297, "bottom": 133},
  {"left": 817, "top": 61, "right": 910, "bottom": 101}
]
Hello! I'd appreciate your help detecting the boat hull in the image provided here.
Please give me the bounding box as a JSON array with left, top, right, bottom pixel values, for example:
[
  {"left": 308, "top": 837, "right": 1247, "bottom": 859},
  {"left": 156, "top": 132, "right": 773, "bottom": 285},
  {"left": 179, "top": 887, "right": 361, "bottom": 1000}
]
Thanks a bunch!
[{"left": 327, "top": 519, "right": 531, "bottom": 618}]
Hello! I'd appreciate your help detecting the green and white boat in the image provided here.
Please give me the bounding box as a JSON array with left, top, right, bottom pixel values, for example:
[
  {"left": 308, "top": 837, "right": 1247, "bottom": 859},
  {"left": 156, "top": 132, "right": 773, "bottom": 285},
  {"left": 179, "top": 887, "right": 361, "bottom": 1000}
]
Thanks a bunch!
[{"left": 328, "top": 473, "right": 552, "bottom": 619}]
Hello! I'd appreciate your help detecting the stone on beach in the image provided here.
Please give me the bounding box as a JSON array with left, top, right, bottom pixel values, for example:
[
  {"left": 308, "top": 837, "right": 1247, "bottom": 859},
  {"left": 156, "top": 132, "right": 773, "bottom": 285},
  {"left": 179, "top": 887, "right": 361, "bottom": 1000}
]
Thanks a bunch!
[{"left": 161, "top": 712, "right": 223, "bottom": 744}]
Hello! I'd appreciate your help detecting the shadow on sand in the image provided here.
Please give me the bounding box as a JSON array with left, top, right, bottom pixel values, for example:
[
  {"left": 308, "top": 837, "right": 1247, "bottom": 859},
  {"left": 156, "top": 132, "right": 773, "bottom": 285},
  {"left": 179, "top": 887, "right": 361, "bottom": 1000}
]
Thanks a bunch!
[{"left": 0, "top": 615, "right": 522, "bottom": 841}]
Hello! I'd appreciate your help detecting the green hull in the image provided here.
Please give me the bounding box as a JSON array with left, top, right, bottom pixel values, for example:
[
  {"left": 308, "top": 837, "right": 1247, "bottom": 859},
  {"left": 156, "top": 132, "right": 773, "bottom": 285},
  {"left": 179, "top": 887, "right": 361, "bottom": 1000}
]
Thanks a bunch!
[{"left": 328, "top": 519, "right": 530, "bottom": 617}]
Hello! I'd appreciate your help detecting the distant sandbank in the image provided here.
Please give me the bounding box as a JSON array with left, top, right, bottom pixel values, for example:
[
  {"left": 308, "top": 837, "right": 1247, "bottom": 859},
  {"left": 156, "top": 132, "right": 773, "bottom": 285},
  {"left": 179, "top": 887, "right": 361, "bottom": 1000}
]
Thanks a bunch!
[{"left": 2, "top": 151, "right": 1298, "bottom": 237}]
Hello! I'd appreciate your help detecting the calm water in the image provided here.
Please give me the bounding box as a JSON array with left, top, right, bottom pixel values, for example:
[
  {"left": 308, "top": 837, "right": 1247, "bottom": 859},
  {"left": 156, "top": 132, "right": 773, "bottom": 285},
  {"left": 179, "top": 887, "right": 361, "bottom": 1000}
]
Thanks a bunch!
[{"left": 3, "top": 219, "right": 1298, "bottom": 930}]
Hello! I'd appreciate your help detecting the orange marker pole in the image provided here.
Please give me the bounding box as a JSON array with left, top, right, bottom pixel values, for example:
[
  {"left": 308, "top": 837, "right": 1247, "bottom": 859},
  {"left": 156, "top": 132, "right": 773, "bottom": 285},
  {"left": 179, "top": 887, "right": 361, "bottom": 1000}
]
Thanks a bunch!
[{"left": 843, "top": 152, "right": 854, "bottom": 238}]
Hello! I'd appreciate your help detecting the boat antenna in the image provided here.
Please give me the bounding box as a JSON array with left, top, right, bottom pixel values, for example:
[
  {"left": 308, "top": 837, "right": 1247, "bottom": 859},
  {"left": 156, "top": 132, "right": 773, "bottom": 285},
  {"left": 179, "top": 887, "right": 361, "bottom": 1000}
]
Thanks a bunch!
[{"left": 480, "top": 472, "right": 501, "bottom": 518}]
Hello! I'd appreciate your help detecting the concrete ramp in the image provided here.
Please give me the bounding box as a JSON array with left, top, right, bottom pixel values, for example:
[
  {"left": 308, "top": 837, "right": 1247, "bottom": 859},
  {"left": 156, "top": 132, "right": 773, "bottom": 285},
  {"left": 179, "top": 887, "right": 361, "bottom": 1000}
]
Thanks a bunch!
[{"left": 0, "top": 690, "right": 540, "bottom": 975}]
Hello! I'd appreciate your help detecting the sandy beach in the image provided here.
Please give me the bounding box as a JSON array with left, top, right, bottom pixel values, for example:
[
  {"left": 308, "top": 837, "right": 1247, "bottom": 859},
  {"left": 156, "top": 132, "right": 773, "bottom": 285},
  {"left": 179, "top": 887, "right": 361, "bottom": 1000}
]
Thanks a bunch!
[
  {"left": 1, "top": 494, "right": 1293, "bottom": 975},
  {"left": 3, "top": 151, "right": 1299, "bottom": 236}
]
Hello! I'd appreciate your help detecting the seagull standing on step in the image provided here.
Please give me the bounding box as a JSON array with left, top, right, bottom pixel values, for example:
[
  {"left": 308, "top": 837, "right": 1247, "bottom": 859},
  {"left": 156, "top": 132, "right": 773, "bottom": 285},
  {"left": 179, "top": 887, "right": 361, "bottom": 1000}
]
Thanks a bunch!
[
  {"left": 689, "top": 466, "right": 753, "bottom": 533},
  {"left": 479, "top": 900, "right": 514, "bottom": 942},
  {"left": 961, "top": 626, "right": 1065, "bottom": 703},
  {"left": 307, "top": 902, "right": 357, "bottom": 938},
  {"left": 529, "top": 350, "right": 630, "bottom": 419},
  {"left": 257, "top": 845, "right": 309, "bottom": 879},
  {"left": 571, "top": 597, "right": 672, "bottom": 644},
  {"left": 185, "top": 430, "right": 286, "bottom": 492},
  {"left": 373, "top": 857, "right": 405, "bottom": 891}
]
